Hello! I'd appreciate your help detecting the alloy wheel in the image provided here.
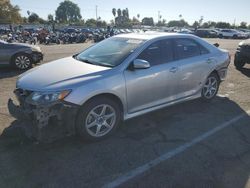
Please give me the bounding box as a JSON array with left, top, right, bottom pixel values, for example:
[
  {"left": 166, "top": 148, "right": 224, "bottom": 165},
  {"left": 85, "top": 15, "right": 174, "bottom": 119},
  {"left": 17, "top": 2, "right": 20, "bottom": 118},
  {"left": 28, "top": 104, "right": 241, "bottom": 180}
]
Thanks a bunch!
[
  {"left": 15, "top": 55, "right": 31, "bottom": 69},
  {"left": 202, "top": 76, "right": 218, "bottom": 99},
  {"left": 85, "top": 104, "right": 116, "bottom": 137}
]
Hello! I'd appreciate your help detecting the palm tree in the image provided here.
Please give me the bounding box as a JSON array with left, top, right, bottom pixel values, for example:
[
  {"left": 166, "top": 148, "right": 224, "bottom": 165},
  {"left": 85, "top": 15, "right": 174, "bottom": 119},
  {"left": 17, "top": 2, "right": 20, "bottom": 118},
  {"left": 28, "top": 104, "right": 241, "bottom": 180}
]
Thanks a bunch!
[
  {"left": 112, "top": 8, "right": 116, "bottom": 18},
  {"left": 112, "top": 8, "right": 116, "bottom": 24},
  {"left": 117, "top": 9, "right": 122, "bottom": 17}
]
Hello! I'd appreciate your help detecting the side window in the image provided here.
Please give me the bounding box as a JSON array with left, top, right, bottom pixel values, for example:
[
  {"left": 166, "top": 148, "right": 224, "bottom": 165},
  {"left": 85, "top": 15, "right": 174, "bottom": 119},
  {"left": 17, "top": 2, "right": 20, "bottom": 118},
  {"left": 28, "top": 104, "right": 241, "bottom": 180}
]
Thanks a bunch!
[
  {"left": 174, "top": 38, "right": 201, "bottom": 59},
  {"left": 200, "top": 45, "right": 210, "bottom": 55},
  {"left": 161, "top": 39, "right": 174, "bottom": 62},
  {"left": 137, "top": 39, "right": 174, "bottom": 66},
  {"left": 137, "top": 41, "right": 162, "bottom": 66}
]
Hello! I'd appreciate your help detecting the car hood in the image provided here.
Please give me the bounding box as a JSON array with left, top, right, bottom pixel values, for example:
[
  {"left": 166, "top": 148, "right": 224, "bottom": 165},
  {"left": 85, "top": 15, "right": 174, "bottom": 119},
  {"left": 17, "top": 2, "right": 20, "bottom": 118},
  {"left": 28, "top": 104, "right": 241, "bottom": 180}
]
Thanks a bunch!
[
  {"left": 12, "top": 42, "right": 41, "bottom": 52},
  {"left": 17, "top": 56, "right": 111, "bottom": 91},
  {"left": 239, "top": 39, "right": 250, "bottom": 46}
]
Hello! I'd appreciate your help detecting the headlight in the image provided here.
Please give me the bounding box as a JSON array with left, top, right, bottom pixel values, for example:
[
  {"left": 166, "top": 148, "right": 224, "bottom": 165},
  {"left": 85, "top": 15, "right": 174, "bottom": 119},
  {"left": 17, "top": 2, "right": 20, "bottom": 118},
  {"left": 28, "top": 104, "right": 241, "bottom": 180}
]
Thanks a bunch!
[
  {"left": 32, "top": 46, "right": 41, "bottom": 52},
  {"left": 29, "top": 90, "right": 71, "bottom": 105}
]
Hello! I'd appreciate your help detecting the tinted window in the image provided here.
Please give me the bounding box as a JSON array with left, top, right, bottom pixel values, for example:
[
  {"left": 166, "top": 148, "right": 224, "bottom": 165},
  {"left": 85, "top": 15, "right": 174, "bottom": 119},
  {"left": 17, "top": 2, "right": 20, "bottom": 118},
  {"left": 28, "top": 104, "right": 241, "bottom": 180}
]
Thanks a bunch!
[
  {"left": 174, "top": 38, "right": 209, "bottom": 59},
  {"left": 138, "top": 39, "right": 174, "bottom": 66},
  {"left": 174, "top": 39, "right": 201, "bottom": 59},
  {"left": 200, "top": 45, "right": 210, "bottom": 54}
]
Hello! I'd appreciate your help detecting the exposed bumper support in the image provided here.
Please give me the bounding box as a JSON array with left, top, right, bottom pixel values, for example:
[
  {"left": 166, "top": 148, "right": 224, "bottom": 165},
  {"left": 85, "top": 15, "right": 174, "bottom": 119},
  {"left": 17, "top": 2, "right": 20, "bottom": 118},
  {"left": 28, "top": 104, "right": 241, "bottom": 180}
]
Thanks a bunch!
[{"left": 8, "top": 98, "right": 79, "bottom": 142}]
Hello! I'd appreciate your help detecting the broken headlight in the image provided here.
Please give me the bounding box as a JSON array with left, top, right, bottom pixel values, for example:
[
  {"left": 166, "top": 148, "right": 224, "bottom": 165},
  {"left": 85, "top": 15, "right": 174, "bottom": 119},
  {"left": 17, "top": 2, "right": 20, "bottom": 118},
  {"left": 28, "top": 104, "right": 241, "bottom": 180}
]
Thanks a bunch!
[{"left": 29, "top": 90, "right": 71, "bottom": 105}]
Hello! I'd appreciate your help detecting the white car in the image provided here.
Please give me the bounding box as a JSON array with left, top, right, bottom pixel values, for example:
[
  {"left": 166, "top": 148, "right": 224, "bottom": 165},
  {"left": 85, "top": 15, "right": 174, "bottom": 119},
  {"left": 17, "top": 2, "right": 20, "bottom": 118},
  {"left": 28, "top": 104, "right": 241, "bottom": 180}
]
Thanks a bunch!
[{"left": 218, "top": 29, "right": 247, "bottom": 39}]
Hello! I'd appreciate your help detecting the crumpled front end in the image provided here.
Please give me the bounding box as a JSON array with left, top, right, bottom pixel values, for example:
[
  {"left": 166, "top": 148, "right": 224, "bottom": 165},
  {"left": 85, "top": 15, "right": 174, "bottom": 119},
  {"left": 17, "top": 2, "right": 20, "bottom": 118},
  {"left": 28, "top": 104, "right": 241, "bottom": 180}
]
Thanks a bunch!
[{"left": 8, "top": 88, "right": 79, "bottom": 142}]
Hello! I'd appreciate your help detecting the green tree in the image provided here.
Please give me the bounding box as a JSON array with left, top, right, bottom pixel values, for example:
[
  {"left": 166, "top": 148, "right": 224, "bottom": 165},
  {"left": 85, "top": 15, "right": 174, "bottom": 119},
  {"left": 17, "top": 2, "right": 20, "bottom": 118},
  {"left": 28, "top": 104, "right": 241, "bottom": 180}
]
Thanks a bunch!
[
  {"left": 137, "top": 14, "right": 140, "bottom": 20},
  {"left": 55, "top": 0, "right": 82, "bottom": 23},
  {"left": 156, "top": 19, "right": 166, "bottom": 27},
  {"left": 192, "top": 21, "right": 199, "bottom": 28},
  {"left": 112, "top": 8, "right": 116, "bottom": 18},
  {"left": 117, "top": 9, "right": 122, "bottom": 17},
  {"left": 216, "top": 22, "right": 231, "bottom": 28},
  {"left": 132, "top": 16, "right": 140, "bottom": 25},
  {"left": 0, "top": 0, "right": 22, "bottom": 23},
  {"left": 239, "top": 22, "right": 247, "bottom": 29},
  {"left": 142, "top": 17, "right": 154, "bottom": 26},
  {"left": 199, "top": 16, "right": 204, "bottom": 26},
  {"left": 168, "top": 19, "right": 189, "bottom": 27},
  {"left": 112, "top": 8, "right": 116, "bottom": 24},
  {"left": 125, "top": 8, "right": 129, "bottom": 18},
  {"left": 47, "top": 14, "right": 54, "bottom": 23},
  {"left": 85, "top": 18, "right": 97, "bottom": 27},
  {"left": 122, "top": 9, "right": 127, "bottom": 17},
  {"left": 28, "top": 13, "right": 39, "bottom": 23}
]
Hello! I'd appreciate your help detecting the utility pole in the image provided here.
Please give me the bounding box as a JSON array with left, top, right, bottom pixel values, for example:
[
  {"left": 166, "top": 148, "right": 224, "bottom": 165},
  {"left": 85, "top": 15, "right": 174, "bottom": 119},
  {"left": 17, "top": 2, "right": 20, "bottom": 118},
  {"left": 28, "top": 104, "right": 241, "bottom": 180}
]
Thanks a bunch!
[
  {"left": 96, "top": 5, "right": 98, "bottom": 27},
  {"left": 158, "top": 11, "right": 160, "bottom": 23}
]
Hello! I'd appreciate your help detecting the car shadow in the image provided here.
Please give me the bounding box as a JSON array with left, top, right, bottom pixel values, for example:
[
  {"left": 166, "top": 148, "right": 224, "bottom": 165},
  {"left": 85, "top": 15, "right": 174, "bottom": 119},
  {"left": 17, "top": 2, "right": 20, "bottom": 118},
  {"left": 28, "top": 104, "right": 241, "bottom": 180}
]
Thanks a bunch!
[
  {"left": 0, "top": 96, "right": 249, "bottom": 187},
  {"left": 0, "top": 67, "right": 26, "bottom": 79},
  {"left": 238, "top": 67, "right": 250, "bottom": 78}
]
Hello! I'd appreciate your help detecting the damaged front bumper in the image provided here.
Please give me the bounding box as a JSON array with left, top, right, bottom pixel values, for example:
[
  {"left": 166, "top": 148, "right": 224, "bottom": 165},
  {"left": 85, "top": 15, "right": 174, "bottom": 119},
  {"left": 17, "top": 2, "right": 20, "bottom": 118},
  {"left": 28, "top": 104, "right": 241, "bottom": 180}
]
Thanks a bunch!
[{"left": 8, "top": 88, "right": 79, "bottom": 142}]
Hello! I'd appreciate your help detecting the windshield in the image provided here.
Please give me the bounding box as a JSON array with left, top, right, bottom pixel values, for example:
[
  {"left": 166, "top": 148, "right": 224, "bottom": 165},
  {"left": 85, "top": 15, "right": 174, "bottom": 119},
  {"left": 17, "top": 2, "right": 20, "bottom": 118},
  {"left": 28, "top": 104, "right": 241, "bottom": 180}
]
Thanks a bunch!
[{"left": 76, "top": 37, "right": 145, "bottom": 67}]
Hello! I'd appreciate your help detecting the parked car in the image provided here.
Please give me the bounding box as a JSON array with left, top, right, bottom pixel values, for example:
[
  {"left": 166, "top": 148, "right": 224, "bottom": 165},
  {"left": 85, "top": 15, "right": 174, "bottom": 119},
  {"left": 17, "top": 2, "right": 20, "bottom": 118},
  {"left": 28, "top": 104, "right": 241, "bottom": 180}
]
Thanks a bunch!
[
  {"left": 195, "top": 29, "right": 218, "bottom": 38},
  {"left": 238, "top": 29, "right": 250, "bottom": 39},
  {"left": 0, "top": 39, "right": 43, "bottom": 70},
  {"left": 234, "top": 39, "right": 250, "bottom": 69},
  {"left": 177, "top": 28, "right": 195, "bottom": 34},
  {"left": 218, "top": 29, "right": 247, "bottom": 39},
  {"left": 8, "top": 33, "right": 230, "bottom": 142}
]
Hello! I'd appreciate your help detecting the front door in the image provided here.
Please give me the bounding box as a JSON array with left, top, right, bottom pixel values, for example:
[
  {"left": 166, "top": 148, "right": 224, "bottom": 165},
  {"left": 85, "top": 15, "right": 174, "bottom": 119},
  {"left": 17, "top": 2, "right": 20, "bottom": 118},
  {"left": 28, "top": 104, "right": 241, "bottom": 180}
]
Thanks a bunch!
[{"left": 124, "top": 39, "right": 180, "bottom": 113}]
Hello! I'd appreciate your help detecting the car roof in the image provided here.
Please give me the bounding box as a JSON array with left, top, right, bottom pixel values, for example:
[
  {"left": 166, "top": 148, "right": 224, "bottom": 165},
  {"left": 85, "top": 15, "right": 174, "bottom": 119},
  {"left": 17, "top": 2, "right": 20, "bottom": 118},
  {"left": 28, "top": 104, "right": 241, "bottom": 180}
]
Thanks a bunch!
[{"left": 114, "top": 32, "right": 188, "bottom": 40}]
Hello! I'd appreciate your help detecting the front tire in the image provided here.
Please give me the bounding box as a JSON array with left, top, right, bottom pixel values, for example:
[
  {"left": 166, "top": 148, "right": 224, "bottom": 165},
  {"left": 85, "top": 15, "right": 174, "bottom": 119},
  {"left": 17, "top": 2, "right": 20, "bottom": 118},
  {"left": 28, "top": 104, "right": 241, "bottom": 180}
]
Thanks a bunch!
[
  {"left": 76, "top": 97, "right": 121, "bottom": 141},
  {"left": 12, "top": 54, "right": 32, "bottom": 70},
  {"left": 201, "top": 73, "right": 220, "bottom": 101},
  {"left": 234, "top": 59, "right": 246, "bottom": 70}
]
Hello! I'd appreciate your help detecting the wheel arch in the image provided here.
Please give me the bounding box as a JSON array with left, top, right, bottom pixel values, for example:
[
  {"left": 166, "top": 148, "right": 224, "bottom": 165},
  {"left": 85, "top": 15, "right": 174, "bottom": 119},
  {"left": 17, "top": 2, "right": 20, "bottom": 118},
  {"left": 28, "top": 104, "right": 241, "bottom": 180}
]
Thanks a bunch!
[
  {"left": 210, "top": 70, "right": 220, "bottom": 81},
  {"left": 79, "top": 93, "right": 125, "bottom": 118},
  {"left": 10, "top": 52, "right": 33, "bottom": 65}
]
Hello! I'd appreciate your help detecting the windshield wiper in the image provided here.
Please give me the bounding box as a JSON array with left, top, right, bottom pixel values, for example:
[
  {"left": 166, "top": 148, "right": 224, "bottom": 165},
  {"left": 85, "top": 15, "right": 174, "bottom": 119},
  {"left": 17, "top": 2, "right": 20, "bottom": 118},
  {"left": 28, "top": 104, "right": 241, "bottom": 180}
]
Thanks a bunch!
[
  {"left": 76, "top": 57, "right": 113, "bottom": 68},
  {"left": 77, "top": 57, "right": 97, "bottom": 65},
  {"left": 96, "top": 62, "right": 114, "bottom": 67}
]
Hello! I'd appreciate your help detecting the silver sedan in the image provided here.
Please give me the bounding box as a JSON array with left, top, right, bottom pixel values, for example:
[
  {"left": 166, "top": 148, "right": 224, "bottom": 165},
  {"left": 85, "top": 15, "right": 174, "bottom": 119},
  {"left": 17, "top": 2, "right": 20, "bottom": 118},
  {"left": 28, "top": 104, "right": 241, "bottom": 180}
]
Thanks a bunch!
[{"left": 8, "top": 33, "right": 230, "bottom": 142}]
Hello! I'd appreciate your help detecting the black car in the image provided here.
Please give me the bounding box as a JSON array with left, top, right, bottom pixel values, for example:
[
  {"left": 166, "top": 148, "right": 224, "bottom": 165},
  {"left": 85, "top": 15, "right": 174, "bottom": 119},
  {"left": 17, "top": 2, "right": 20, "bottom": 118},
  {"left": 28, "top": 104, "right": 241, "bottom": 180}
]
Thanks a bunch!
[
  {"left": 195, "top": 29, "right": 218, "bottom": 38},
  {"left": 0, "top": 40, "right": 43, "bottom": 70},
  {"left": 234, "top": 39, "right": 250, "bottom": 69}
]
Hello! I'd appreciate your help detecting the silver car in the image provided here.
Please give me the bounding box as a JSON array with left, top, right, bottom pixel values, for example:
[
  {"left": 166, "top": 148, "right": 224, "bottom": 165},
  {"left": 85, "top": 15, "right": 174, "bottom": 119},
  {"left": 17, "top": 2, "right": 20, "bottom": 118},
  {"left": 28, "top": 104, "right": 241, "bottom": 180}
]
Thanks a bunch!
[{"left": 8, "top": 33, "right": 230, "bottom": 141}]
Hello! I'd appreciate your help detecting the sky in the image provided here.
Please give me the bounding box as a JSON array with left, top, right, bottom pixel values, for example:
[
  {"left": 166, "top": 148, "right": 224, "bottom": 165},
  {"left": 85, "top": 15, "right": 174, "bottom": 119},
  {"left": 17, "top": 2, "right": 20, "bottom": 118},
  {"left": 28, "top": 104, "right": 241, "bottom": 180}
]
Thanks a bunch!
[{"left": 11, "top": 0, "right": 250, "bottom": 25}]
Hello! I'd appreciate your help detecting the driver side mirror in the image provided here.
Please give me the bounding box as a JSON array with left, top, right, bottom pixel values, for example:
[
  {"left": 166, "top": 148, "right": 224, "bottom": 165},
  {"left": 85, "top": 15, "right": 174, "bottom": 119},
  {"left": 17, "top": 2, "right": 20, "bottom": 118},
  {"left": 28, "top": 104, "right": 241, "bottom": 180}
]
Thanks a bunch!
[{"left": 133, "top": 59, "right": 150, "bottom": 69}]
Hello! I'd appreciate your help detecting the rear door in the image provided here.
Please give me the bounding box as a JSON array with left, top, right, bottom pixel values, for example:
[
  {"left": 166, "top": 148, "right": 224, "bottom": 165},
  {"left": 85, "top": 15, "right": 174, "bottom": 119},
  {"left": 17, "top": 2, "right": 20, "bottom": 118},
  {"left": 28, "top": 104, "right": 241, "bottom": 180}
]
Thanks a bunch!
[{"left": 172, "top": 38, "right": 213, "bottom": 98}]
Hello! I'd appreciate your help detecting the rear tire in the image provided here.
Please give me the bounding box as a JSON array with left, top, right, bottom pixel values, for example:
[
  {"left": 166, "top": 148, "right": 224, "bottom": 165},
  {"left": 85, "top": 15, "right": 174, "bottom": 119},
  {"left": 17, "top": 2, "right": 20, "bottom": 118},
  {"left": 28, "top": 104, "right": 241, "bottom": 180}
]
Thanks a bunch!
[
  {"left": 233, "top": 35, "right": 238, "bottom": 39},
  {"left": 201, "top": 73, "right": 220, "bottom": 101},
  {"left": 76, "top": 97, "right": 122, "bottom": 141}
]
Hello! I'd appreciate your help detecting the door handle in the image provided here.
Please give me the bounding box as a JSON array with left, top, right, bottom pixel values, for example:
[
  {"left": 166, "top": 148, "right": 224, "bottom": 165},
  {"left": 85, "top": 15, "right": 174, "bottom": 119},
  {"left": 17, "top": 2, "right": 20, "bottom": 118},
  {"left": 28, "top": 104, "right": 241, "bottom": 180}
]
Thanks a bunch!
[
  {"left": 169, "top": 67, "right": 178, "bottom": 73},
  {"left": 206, "top": 58, "right": 213, "bottom": 64}
]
